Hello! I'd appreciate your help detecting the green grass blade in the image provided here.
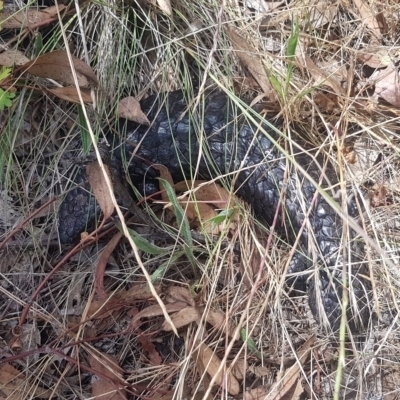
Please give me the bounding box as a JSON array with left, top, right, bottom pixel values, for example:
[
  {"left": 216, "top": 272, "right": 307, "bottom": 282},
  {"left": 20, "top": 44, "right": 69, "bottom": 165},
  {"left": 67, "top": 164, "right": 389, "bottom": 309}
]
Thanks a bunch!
[
  {"left": 124, "top": 226, "right": 172, "bottom": 255},
  {"left": 240, "top": 328, "right": 262, "bottom": 360},
  {"left": 150, "top": 250, "right": 185, "bottom": 283},
  {"left": 78, "top": 105, "right": 91, "bottom": 154},
  {"left": 285, "top": 19, "right": 299, "bottom": 94},
  {"left": 159, "top": 178, "right": 196, "bottom": 266}
]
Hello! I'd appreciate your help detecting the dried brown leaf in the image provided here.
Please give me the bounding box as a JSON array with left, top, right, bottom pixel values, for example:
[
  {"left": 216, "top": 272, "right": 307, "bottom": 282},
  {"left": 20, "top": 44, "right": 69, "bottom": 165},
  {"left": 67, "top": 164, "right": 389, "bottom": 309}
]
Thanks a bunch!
[
  {"left": 179, "top": 200, "right": 218, "bottom": 232},
  {"left": 165, "top": 286, "right": 195, "bottom": 307},
  {"left": 47, "top": 87, "right": 93, "bottom": 103},
  {"left": 265, "top": 336, "right": 314, "bottom": 400},
  {"left": 303, "top": 54, "right": 344, "bottom": 96},
  {"left": 229, "top": 358, "right": 247, "bottom": 380},
  {"left": 88, "top": 290, "right": 151, "bottom": 322},
  {"left": 137, "top": 333, "right": 163, "bottom": 366},
  {"left": 174, "top": 180, "right": 241, "bottom": 234},
  {"left": 95, "top": 232, "right": 123, "bottom": 300},
  {"left": 152, "top": 164, "right": 175, "bottom": 202},
  {"left": 353, "top": 0, "right": 382, "bottom": 41},
  {"left": 174, "top": 180, "right": 238, "bottom": 209},
  {"left": 244, "top": 385, "right": 271, "bottom": 400},
  {"left": 249, "top": 365, "right": 270, "bottom": 377},
  {"left": 319, "top": 61, "right": 348, "bottom": 82},
  {"left": 0, "top": 49, "right": 30, "bottom": 67},
  {"left": 375, "top": 11, "right": 389, "bottom": 36},
  {"left": 372, "top": 63, "right": 400, "bottom": 108},
  {"left": 88, "top": 284, "right": 161, "bottom": 319},
  {"left": 313, "top": 92, "right": 339, "bottom": 112},
  {"left": 369, "top": 184, "right": 388, "bottom": 208},
  {"left": 155, "top": 165, "right": 241, "bottom": 234},
  {"left": 131, "top": 302, "right": 187, "bottom": 329},
  {"left": 155, "top": 169, "right": 241, "bottom": 232},
  {"left": 89, "top": 352, "right": 127, "bottom": 400},
  {"left": 205, "top": 310, "right": 238, "bottom": 339},
  {"left": 308, "top": 1, "right": 338, "bottom": 28},
  {"left": 148, "top": 387, "right": 192, "bottom": 400},
  {"left": 86, "top": 161, "right": 115, "bottom": 220},
  {"left": 227, "top": 27, "right": 272, "bottom": 96},
  {"left": 87, "top": 302, "right": 124, "bottom": 326},
  {"left": 356, "top": 47, "right": 391, "bottom": 68},
  {"left": 0, "top": 364, "right": 51, "bottom": 398},
  {"left": 0, "top": 5, "right": 65, "bottom": 29},
  {"left": 118, "top": 96, "right": 150, "bottom": 125},
  {"left": 196, "top": 342, "right": 240, "bottom": 396},
  {"left": 246, "top": 0, "right": 283, "bottom": 13},
  {"left": 88, "top": 300, "right": 115, "bottom": 320},
  {"left": 291, "top": 379, "right": 305, "bottom": 399},
  {"left": 342, "top": 146, "right": 357, "bottom": 164},
  {"left": 41, "top": 5, "right": 64, "bottom": 16},
  {"left": 21, "top": 50, "right": 98, "bottom": 87},
  {"left": 156, "top": 0, "right": 172, "bottom": 15},
  {"left": 161, "top": 306, "right": 199, "bottom": 330},
  {"left": 66, "top": 315, "right": 98, "bottom": 339},
  {"left": 122, "top": 283, "right": 161, "bottom": 302},
  {"left": 155, "top": 169, "right": 224, "bottom": 232}
]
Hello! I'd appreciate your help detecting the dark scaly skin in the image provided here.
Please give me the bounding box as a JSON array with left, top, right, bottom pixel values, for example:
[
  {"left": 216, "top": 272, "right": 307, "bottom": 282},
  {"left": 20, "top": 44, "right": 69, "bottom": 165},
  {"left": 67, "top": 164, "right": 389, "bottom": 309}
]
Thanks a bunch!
[
  {"left": 58, "top": 167, "right": 98, "bottom": 242},
  {"left": 58, "top": 90, "right": 371, "bottom": 332}
]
